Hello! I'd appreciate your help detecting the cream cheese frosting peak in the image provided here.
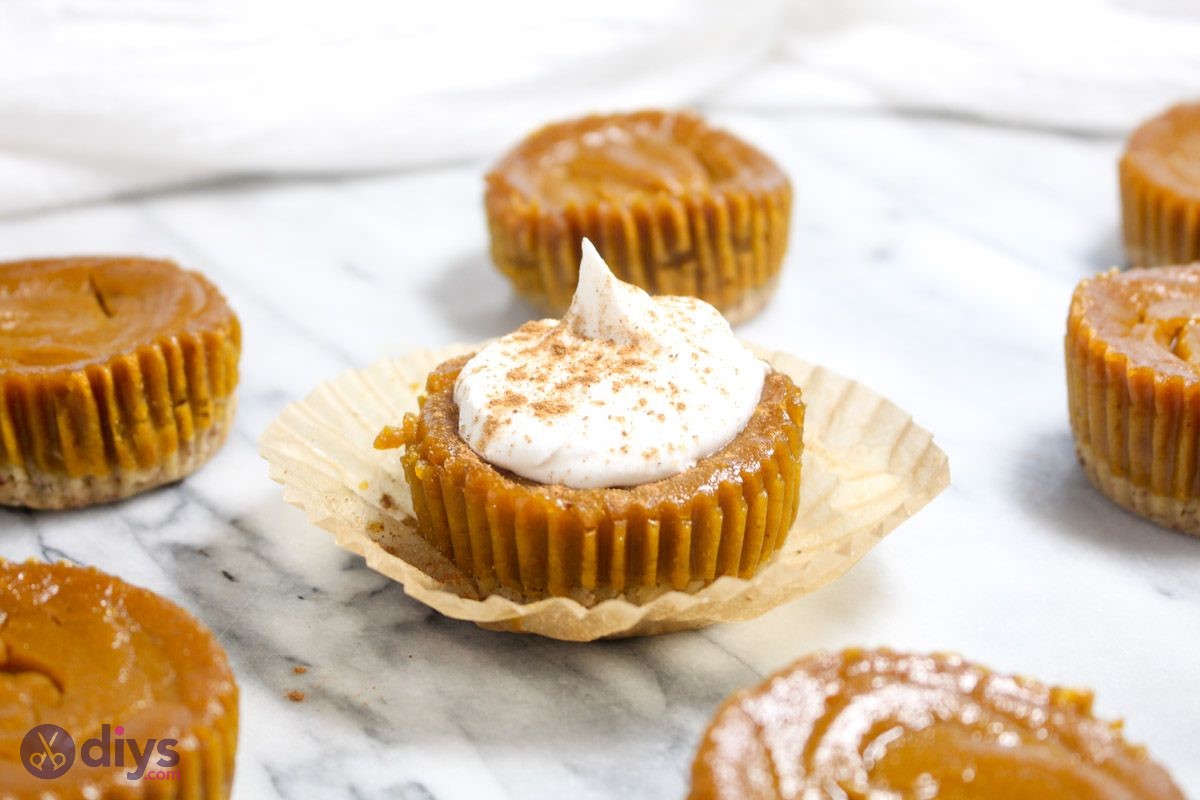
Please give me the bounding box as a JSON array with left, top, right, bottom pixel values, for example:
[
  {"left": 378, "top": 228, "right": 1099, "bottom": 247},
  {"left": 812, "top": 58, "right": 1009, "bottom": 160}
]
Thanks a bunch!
[
  {"left": 566, "top": 239, "right": 654, "bottom": 342},
  {"left": 454, "top": 239, "right": 768, "bottom": 489}
]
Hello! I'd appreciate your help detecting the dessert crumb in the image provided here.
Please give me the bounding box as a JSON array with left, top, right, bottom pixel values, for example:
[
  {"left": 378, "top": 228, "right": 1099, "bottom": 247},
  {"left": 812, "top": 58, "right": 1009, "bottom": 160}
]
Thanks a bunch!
[
  {"left": 293, "top": 665, "right": 308, "bottom": 675},
  {"left": 286, "top": 690, "right": 306, "bottom": 703}
]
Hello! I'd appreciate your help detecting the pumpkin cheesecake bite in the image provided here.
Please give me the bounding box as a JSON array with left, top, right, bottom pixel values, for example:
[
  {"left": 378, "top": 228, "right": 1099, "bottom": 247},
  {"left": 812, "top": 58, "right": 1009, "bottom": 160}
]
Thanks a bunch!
[
  {"left": 377, "top": 240, "right": 804, "bottom": 601},
  {"left": 1066, "top": 265, "right": 1200, "bottom": 535},
  {"left": 0, "top": 559, "right": 239, "bottom": 798},
  {"left": 485, "top": 110, "right": 792, "bottom": 324},
  {"left": 689, "top": 648, "right": 1183, "bottom": 800},
  {"left": 0, "top": 257, "right": 240, "bottom": 509},
  {"left": 1120, "top": 102, "right": 1200, "bottom": 267}
]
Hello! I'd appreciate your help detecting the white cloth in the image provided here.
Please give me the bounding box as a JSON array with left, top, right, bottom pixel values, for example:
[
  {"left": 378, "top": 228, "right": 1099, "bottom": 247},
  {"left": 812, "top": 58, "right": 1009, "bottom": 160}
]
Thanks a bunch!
[
  {"left": 0, "top": 0, "right": 784, "bottom": 215},
  {"left": 716, "top": 0, "right": 1200, "bottom": 135},
  {"left": 0, "top": 0, "right": 1198, "bottom": 216}
]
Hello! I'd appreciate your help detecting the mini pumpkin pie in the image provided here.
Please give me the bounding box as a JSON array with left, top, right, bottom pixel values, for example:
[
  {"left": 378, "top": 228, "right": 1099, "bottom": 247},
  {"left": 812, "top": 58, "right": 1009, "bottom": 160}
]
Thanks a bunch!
[
  {"left": 377, "top": 241, "right": 804, "bottom": 601},
  {"left": 0, "top": 559, "right": 238, "bottom": 798},
  {"left": 689, "top": 648, "right": 1183, "bottom": 800},
  {"left": 485, "top": 110, "right": 791, "bottom": 324},
  {"left": 1066, "top": 265, "right": 1200, "bottom": 535},
  {"left": 0, "top": 257, "right": 240, "bottom": 509},
  {"left": 1120, "top": 102, "right": 1200, "bottom": 268}
]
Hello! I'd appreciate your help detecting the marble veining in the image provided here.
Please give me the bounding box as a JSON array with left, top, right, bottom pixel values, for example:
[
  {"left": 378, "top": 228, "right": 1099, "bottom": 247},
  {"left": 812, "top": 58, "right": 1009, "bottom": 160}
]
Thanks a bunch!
[{"left": 2, "top": 109, "right": 1199, "bottom": 798}]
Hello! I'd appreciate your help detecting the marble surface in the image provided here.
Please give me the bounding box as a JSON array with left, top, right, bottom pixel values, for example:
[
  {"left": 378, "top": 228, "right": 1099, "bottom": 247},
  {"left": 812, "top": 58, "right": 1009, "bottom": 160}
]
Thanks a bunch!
[{"left": 2, "top": 108, "right": 1199, "bottom": 798}]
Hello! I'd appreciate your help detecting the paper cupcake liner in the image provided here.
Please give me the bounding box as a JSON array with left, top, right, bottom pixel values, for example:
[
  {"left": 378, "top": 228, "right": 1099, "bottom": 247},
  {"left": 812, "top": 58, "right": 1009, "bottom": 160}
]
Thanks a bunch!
[
  {"left": 261, "top": 344, "right": 949, "bottom": 641},
  {"left": 1119, "top": 155, "right": 1200, "bottom": 268},
  {"left": 394, "top": 359, "right": 804, "bottom": 600},
  {"left": 1066, "top": 305, "right": 1200, "bottom": 536},
  {"left": 0, "top": 327, "right": 240, "bottom": 509}
]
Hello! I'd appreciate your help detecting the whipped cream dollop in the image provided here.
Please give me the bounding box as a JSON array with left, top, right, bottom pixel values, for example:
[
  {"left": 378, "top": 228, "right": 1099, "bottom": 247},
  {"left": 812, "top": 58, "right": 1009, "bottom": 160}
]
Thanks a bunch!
[{"left": 454, "top": 240, "right": 768, "bottom": 489}]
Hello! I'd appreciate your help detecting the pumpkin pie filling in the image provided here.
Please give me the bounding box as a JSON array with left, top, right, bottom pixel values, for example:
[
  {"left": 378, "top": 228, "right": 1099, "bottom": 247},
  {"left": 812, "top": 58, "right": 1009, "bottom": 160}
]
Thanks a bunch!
[
  {"left": 0, "top": 559, "right": 238, "bottom": 798},
  {"left": 0, "top": 257, "right": 240, "bottom": 508},
  {"left": 384, "top": 354, "right": 803, "bottom": 600},
  {"left": 689, "top": 649, "right": 1183, "bottom": 800},
  {"left": 1120, "top": 102, "right": 1200, "bottom": 267},
  {"left": 1066, "top": 265, "right": 1200, "bottom": 535},
  {"left": 485, "top": 110, "right": 791, "bottom": 324},
  {"left": 377, "top": 242, "right": 804, "bottom": 601}
]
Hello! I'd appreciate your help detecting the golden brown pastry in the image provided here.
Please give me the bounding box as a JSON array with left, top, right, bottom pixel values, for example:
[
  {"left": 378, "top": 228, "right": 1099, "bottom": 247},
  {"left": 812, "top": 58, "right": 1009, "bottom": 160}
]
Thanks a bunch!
[
  {"left": 1120, "top": 102, "right": 1200, "bottom": 268},
  {"left": 382, "top": 354, "right": 802, "bottom": 600},
  {"left": 485, "top": 110, "right": 791, "bottom": 324},
  {"left": 0, "top": 257, "right": 240, "bottom": 509},
  {"left": 1066, "top": 265, "right": 1200, "bottom": 535},
  {"left": 377, "top": 242, "right": 804, "bottom": 601},
  {"left": 0, "top": 559, "right": 238, "bottom": 798},
  {"left": 690, "top": 648, "right": 1183, "bottom": 800}
]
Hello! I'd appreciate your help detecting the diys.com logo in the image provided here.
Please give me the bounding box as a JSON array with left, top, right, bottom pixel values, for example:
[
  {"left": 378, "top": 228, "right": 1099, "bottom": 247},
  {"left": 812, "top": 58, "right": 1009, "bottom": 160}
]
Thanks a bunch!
[
  {"left": 20, "top": 723, "right": 180, "bottom": 782},
  {"left": 20, "top": 724, "right": 74, "bottom": 779}
]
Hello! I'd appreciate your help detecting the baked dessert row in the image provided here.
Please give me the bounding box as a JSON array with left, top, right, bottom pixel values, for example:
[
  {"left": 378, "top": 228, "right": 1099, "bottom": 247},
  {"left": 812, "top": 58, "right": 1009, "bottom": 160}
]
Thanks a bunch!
[
  {"left": 0, "top": 109, "right": 787, "bottom": 513},
  {"left": 3, "top": 98, "right": 1200, "bottom": 799},
  {"left": 2, "top": 561, "right": 1183, "bottom": 799},
  {"left": 0, "top": 261, "right": 242, "bottom": 793},
  {"left": 4, "top": 104, "right": 1198, "bottom": 530},
  {"left": 1050, "top": 101, "right": 1200, "bottom": 536}
]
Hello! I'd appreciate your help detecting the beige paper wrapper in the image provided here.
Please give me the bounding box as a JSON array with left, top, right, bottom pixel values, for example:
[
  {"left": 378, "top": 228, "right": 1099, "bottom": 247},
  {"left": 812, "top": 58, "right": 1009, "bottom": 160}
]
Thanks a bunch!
[{"left": 260, "top": 344, "right": 949, "bottom": 641}]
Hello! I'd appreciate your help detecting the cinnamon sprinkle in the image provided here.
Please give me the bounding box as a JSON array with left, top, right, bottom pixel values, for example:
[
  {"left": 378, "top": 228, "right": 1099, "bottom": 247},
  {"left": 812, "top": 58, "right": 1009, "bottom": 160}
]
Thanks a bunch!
[
  {"left": 531, "top": 397, "right": 571, "bottom": 417},
  {"left": 476, "top": 389, "right": 528, "bottom": 448},
  {"left": 456, "top": 266, "right": 756, "bottom": 477}
]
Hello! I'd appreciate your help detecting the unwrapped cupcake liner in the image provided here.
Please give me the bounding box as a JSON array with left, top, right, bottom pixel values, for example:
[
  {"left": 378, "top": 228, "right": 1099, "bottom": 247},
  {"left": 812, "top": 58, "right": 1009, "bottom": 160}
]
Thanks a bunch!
[
  {"left": 1066, "top": 299, "right": 1200, "bottom": 536},
  {"left": 0, "top": 327, "right": 240, "bottom": 509},
  {"left": 261, "top": 344, "right": 949, "bottom": 641}
]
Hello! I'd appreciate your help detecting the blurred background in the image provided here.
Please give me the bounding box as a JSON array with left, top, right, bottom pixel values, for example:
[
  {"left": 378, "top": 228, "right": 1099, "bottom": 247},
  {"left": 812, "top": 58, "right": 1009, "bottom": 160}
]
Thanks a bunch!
[{"left": 2, "top": 0, "right": 1199, "bottom": 216}]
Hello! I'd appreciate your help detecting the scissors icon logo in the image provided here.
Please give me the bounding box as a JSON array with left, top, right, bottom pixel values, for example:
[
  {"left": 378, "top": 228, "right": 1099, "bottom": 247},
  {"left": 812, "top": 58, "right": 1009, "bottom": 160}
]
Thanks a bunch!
[{"left": 20, "top": 724, "right": 74, "bottom": 779}]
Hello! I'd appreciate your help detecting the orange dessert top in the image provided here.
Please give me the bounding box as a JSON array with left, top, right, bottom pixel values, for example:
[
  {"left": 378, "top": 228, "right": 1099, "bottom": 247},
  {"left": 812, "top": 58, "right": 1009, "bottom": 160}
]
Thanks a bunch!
[
  {"left": 488, "top": 110, "right": 788, "bottom": 210},
  {"left": 0, "top": 256, "right": 236, "bottom": 374},
  {"left": 690, "top": 649, "right": 1182, "bottom": 800},
  {"left": 1122, "top": 102, "right": 1200, "bottom": 201},
  {"left": 0, "top": 560, "right": 238, "bottom": 797},
  {"left": 485, "top": 111, "right": 792, "bottom": 322},
  {"left": 1069, "top": 266, "right": 1200, "bottom": 381}
]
